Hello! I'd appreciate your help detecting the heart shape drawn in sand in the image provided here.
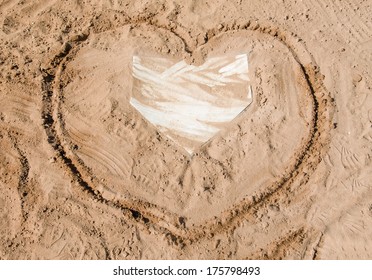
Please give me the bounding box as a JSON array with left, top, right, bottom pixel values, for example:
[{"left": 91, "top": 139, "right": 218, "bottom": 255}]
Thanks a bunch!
[
  {"left": 130, "top": 54, "right": 253, "bottom": 154},
  {"left": 42, "top": 22, "right": 329, "bottom": 237}
]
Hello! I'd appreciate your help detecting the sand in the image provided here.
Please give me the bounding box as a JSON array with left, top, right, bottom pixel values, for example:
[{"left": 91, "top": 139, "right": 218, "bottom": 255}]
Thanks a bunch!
[{"left": 0, "top": 0, "right": 371, "bottom": 260}]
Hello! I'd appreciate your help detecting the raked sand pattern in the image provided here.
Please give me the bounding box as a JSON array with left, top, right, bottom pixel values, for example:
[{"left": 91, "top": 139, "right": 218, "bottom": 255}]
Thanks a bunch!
[{"left": 130, "top": 54, "right": 253, "bottom": 154}]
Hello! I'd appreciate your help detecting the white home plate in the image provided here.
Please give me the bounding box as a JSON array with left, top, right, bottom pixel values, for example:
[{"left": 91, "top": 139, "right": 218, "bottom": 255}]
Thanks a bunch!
[{"left": 130, "top": 54, "right": 253, "bottom": 154}]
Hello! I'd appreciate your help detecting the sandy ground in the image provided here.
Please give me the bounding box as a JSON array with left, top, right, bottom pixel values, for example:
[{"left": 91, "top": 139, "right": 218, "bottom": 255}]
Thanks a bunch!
[{"left": 0, "top": 0, "right": 371, "bottom": 260}]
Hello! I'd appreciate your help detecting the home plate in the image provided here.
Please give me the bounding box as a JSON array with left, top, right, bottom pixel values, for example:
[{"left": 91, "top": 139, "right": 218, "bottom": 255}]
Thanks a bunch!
[{"left": 130, "top": 54, "right": 253, "bottom": 155}]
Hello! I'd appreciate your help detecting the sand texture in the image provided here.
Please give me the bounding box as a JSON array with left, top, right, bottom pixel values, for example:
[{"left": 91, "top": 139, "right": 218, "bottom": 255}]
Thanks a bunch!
[{"left": 0, "top": 0, "right": 371, "bottom": 259}]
